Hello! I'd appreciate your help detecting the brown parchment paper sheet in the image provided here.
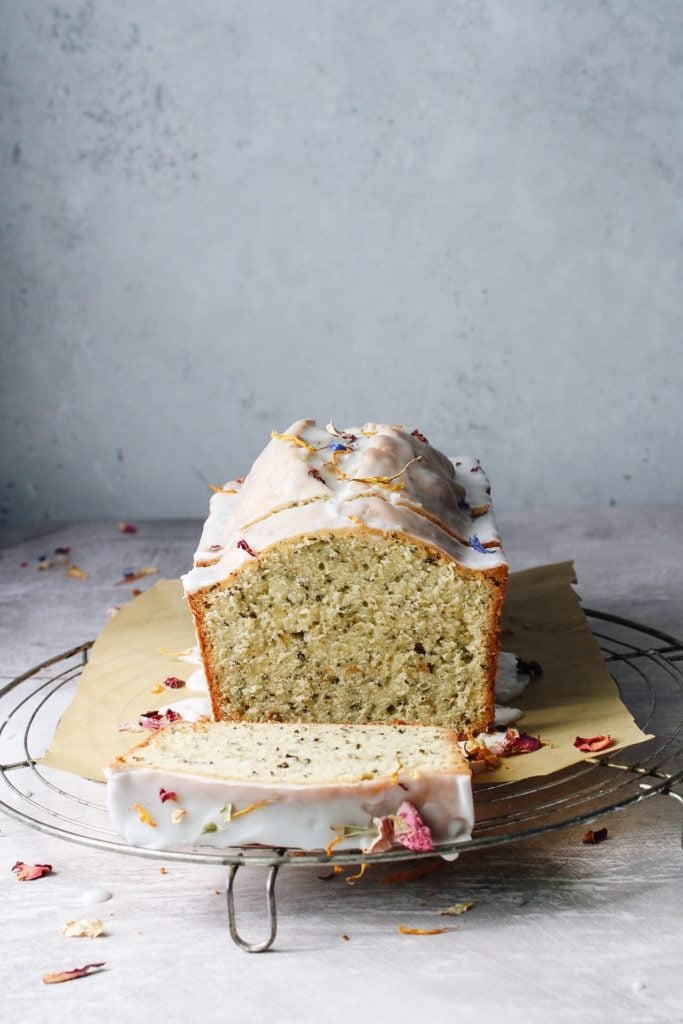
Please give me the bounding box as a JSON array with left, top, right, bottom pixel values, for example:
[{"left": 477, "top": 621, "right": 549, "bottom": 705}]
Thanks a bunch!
[{"left": 41, "top": 561, "right": 650, "bottom": 784}]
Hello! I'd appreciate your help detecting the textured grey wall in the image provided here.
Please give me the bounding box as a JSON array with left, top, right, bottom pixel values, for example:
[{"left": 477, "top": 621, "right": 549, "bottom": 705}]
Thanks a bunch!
[{"left": 1, "top": 1, "right": 682, "bottom": 527}]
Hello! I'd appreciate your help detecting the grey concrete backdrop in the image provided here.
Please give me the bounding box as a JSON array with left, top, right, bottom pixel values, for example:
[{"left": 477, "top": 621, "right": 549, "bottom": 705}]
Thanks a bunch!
[{"left": 1, "top": 1, "right": 682, "bottom": 527}]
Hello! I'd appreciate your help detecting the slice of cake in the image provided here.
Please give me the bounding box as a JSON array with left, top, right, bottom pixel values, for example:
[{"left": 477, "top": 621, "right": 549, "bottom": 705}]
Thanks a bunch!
[
  {"left": 182, "top": 420, "right": 507, "bottom": 736},
  {"left": 105, "top": 721, "right": 473, "bottom": 852}
]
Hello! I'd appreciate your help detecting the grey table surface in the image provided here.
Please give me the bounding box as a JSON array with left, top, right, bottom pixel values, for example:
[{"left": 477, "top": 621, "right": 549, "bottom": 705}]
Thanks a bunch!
[{"left": 0, "top": 509, "right": 682, "bottom": 1024}]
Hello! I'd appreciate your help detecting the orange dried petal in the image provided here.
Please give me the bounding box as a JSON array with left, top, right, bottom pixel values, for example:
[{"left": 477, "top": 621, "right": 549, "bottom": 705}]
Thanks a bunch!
[{"left": 398, "top": 925, "right": 454, "bottom": 935}]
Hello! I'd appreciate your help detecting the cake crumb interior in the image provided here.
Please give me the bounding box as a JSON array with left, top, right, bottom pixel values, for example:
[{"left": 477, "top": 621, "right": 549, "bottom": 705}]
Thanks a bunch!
[
  {"left": 197, "top": 532, "right": 500, "bottom": 733},
  {"left": 120, "top": 721, "right": 466, "bottom": 785}
]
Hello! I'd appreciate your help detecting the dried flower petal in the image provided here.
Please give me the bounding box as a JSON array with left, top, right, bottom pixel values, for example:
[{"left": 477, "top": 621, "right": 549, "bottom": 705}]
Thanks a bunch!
[
  {"left": 410, "top": 429, "right": 428, "bottom": 443},
  {"left": 209, "top": 483, "right": 238, "bottom": 494},
  {"left": 67, "top": 564, "right": 88, "bottom": 580},
  {"left": 43, "top": 963, "right": 105, "bottom": 984},
  {"left": 469, "top": 535, "right": 493, "bottom": 555},
  {"left": 12, "top": 861, "right": 53, "bottom": 881},
  {"left": 352, "top": 456, "right": 421, "bottom": 492},
  {"left": 129, "top": 804, "right": 157, "bottom": 828},
  {"left": 117, "top": 721, "right": 144, "bottom": 733},
  {"left": 394, "top": 802, "right": 433, "bottom": 852},
  {"left": 499, "top": 728, "right": 544, "bottom": 756},
  {"left": 345, "top": 863, "right": 369, "bottom": 885},
  {"left": 366, "top": 816, "right": 395, "bottom": 855},
  {"left": 138, "top": 709, "right": 182, "bottom": 731},
  {"left": 270, "top": 429, "right": 317, "bottom": 453},
  {"left": 163, "top": 676, "right": 185, "bottom": 689},
  {"left": 150, "top": 684, "right": 165, "bottom": 694},
  {"left": 325, "top": 422, "right": 357, "bottom": 442},
  {"left": 117, "top": 522, "right": 138, "bottom": 534},
  {"left": 325, "top": 832, "right": 346, "bottom": 857},
  {"left": 437, "top": 901, "right": 475, "bottom": 916},
  {"left": 230, "top": 799, "right": 273, "bottom": 820},
  {"left": 171, "top": 808, "right": 187, "bottom": 824},
  {"left": 398, "top": 925, "right": 454, "bottom": 936},
  {"left": 574, "top": 735, "right": 615, "bottom": 753},
  {"left": 583, "top": 827, "right": 609, "bottom": 844},
  {"left": 62, "top": 918, "right": 105, "bottom": 939},
  {"left": 159, "top": 788, "right": 178, "bottom": 803},
  {"left": 115, "top": 566, "right": 158, "bottom": 585},
  {"left": 236, "top": 539, "right": 258, "bottom": 558},
  {"left": 463, "top": 737, "right": 501, "bottom": 771}
]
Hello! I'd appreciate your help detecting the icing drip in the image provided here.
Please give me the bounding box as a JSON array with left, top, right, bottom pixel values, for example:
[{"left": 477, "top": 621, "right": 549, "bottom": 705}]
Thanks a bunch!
[{"left": 183, "top": 421, "right": 506, "bottom": 596}]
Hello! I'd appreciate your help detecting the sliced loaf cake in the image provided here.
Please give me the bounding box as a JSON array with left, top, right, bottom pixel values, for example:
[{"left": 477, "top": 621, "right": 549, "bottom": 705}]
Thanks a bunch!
[
  {"left": 106, "top": 720, "right": 473, "bottom": 852},
  {"left": 182, "top": 420, "right": 507, "bottom": 735}
]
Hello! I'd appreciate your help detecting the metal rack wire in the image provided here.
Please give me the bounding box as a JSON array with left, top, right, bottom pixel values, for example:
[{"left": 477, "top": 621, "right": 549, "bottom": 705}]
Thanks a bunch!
[{"left": 1, "top": 610, "right": 681, "bottom": 952}]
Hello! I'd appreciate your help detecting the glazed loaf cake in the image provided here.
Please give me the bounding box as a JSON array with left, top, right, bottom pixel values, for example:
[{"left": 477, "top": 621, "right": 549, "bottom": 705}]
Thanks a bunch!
[
  {"left": 181, "top": 420, "right": 507, "bottom": 736},
  {"left": 106, "top": 721, "right": 473, "bottom": 852}
]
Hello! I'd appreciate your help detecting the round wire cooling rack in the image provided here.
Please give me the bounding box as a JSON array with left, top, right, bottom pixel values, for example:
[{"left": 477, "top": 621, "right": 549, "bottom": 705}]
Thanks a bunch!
[{"left": 1, "top": 609, "right": 681, "bottom": 953}]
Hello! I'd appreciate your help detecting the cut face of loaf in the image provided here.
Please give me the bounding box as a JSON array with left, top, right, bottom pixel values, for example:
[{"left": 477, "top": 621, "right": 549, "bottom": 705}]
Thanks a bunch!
[
  {"left": 182, "top": 420, "right": 508, "bottom": 736},
  {"left": 106, "top": 721, "right": 473, "bottom": 852}
]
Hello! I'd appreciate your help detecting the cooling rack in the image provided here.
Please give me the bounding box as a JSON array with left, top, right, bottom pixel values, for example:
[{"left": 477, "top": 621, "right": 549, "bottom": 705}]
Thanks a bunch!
[{"left": 1, "top": 609, "right": 681, "bottom": 952}]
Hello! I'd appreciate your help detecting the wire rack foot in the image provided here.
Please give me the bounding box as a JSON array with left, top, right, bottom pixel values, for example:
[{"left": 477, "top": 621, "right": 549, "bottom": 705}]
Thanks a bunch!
[
  {"left": 226, "top": 863, "right": 279, "bottom": 952},
  {"left": 663, "top": 786, "right": 683, "bottom": 849}
]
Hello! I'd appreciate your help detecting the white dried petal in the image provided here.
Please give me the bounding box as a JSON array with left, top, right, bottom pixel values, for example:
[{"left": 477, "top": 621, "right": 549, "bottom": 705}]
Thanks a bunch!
[{"left": 62, "top": 918, "right": 105, "bottom": 938}]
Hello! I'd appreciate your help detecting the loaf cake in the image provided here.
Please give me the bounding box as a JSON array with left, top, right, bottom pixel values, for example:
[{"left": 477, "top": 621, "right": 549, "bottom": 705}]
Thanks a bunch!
[
  {"left": 106, "top": 721, "right": 473, "bottom": 852},
  {"left": 181, "top": 420, "right": 507, "bottom": 736}
]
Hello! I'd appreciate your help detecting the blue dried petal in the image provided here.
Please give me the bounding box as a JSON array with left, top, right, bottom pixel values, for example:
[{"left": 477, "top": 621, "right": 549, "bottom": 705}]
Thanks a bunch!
[
  {"left": 328, "top": 442, "right": 348, "bottom": 452},
  {"left": 469, "top": 534, "right": 490, "bottom": 555},
  {"left": 457, "top": 496, "right": 470, "bottom": 511}
]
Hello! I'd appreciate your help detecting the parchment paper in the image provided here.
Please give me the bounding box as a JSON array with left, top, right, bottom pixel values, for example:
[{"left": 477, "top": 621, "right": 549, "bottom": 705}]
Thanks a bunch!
[{"left": 41, "top": 562, "right": 650, "bottom": 784}]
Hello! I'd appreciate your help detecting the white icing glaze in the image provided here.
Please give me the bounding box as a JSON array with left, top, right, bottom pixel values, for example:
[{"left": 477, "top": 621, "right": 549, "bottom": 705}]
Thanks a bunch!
[
  {"left": 184, "top": 495, "right": 505, "bottom": 596},
  {"left": 494, "top": 704, "right": 523, "bottom": 726},
  {"left": 194, "top": 481, "right": 244, "bottom": 566},
  {"left": 495, "top": 652, "right": 531, "bottom": 703},
  {"left": 184, "top": 421, "right": 506, "bottom": 595},
  {"left": 106, "top": 767, "right": 473, "bottom": 853},
  {"left": 81, "top": 888, "right": 112, "bottom": 905},
  {"left": 493, "top": 652, "right": 530, "bottom": 725},
  {"left": 159, "top": 697, "right": 212, "bottom": 723},
  {"left": 185, "top": 667, "right": 208, "bottom": 692},
  {"left": 163, "top": 645, "right": 202, "bottom": 665}
]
